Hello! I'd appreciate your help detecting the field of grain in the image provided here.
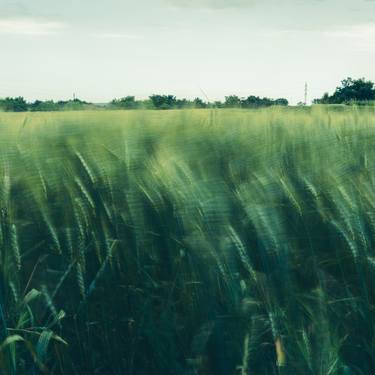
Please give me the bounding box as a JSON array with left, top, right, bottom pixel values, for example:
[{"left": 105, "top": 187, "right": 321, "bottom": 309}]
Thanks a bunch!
[{"left": 1, "top": 107, "right": 375, "bottom": 374}]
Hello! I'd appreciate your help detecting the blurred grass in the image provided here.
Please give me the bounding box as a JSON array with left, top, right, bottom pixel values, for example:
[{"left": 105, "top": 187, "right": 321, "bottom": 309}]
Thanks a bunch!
[{"left": 0, "top": 107, "right": 375, "bottom": 374}]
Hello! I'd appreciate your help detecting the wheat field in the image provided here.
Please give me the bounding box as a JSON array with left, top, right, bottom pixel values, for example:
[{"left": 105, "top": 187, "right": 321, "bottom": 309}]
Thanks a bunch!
[{"left": 0, "top": 106, "right": 375, "bottom": 374}]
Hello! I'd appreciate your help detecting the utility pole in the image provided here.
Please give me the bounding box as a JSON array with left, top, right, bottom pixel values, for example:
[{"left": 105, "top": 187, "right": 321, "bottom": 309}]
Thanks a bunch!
[
  {"left": 304, "top": 82, "right": 308, "bottom": 105},
  {"left": 73, "top": 93, "right": 76, "bottom": 100}
]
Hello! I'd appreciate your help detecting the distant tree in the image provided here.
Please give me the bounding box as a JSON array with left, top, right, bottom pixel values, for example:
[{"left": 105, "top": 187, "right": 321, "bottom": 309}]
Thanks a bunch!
[
  {"left": 335, "top": 77, "right": 375, "bottom": 102},
  {"left": 258, "top": 97, "right": 273, "bottom": 107},
  {"left": 149, "top": 95, "right": 177, "bottom": 109},
  {"left": 30, "top": 100, "right": 59, "bottom": 112},
  {"left": 240, "top": 95, "right": 279, "bottom": 108},
  {"left": 214, "top": 95, "right": 290, "bottom": 109},
  {"left": 137, "top": 99, "right": 154, "bottom": 109},
  {"left": 314, "top": 78, "right": 375, "bottom": 104},
  {"left": 0, "top": 93, "right": 289, "bottom": 112},
  {"left": 29, "top": 100, "right": 43, "bottom": 111},
  {"left": 193, "top": 97, "right": 207, "bottom": 108},
  {"left": 273, "top": 98, "right": 289, "bottom": 106},
  {"left": 57, "top": 98, "right": 91, "bottom": 111},
  {"left": 0, "top": 97, "right": 28, "bottom": 112},
  {"left": 176, "top": 98, "right": 193, "bottom": 109},
  {"left": 241, "top": 96, "right": 260, "bottom": 108},
  {"left": 111, "top": 96, "right": 137, "bottom": 109},
  {"left": 312, "top": 93, "right": 330, "bottom": 104},
  {"left": 224, "top": 95, "right": 242, "bottom": 108}
]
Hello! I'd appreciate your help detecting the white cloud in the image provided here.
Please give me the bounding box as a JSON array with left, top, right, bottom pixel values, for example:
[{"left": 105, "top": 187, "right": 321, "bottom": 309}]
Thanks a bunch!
[
  {"left": 92, "top": 32, "right": 143, "bottom": 40},
  {"left": 165, "top": 0, "right": 253, "bottom": 9},
  {"left": 323, "top": 23, "right": 375, "bottom": 39},
  {"left": 265, "top": 23, "right": 375, "bottom": 39},
  {"left": 0, "top": 17, "right": 66, "bottom": 36},
  {"left": 321, "top": 23, "right": 375, "bottom": 51}
]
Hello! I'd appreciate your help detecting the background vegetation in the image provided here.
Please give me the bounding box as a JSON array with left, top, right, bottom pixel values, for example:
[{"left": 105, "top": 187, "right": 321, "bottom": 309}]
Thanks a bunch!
[
  {"left": 0, "top": 107, "right": 375, "bottom": 374},
  {"left": 3, "top": 76, "right": 375, "bottom": 113},
  {"left": 0, "top": 94, "right": 289, "bottom": 112},
  {"left": 313, "top": 78, "right": 375, "bottom": 104}
]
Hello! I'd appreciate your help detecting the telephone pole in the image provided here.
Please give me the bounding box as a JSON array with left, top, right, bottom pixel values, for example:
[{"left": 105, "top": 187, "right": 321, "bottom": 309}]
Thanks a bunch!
[{"left": 304, "top": 82, "right": 308, "bottom": 105}]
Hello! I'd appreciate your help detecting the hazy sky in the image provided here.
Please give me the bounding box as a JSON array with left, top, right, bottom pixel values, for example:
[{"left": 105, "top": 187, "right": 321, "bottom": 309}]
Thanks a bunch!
[{"left": 1, "top": 0, "right": 375, "bottom": 103}]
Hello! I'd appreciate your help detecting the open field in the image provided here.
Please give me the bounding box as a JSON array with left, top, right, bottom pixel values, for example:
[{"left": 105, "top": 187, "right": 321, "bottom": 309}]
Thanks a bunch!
[{"left": 1, "top": 107, "right": 375, "bottom": 374}]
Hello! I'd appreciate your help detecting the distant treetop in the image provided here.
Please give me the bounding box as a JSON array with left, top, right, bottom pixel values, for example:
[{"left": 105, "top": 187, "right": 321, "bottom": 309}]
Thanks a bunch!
[
  {"left": 0, "top": 93, "right": 289, "bottom": 112},
  {"left": 314, "top": 77, "right": 375, "bottom": 104},
  {"left": 224, "top": 95, "right": 288, "bottom": 108}
]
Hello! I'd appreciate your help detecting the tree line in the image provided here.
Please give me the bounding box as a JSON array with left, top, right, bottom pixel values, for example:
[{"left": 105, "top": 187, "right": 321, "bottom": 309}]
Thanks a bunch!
[
  {"left": 110, "top": 95, "right": 289, "bottom": 109},
  {"left": 0, "top": 97, "right": 95, "bottom": 112},
  {"left": 0, "top": 94, "right": 289, "bottom": 112},
  {"left": 313, "top": 77, "right": 375, "bottom": 104},
  {"left": 2, "top": 76, "right": 373, "bottom": 112}
]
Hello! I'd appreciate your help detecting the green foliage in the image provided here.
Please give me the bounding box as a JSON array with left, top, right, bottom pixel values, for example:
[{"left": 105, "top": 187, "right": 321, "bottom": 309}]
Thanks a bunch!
[
  {"left": 57, "top": 98, "right": 93, "bottom": 111},
  {"left": 29, "top": 100, "right": 60, "bottom": 112},
  {"left": 0, "top": 107, "right": 374, "bottom": 374},
  {"left": 0, "top": 95, "right": 287, "bottom": 112},
  {"left": 0, "top": 98, "right": 96, "bottom": 112},
  {"left": 147, "top": 95, "right": 208, "bottom": 109},
  {"left": 314, "top": 77, "right": 375, "bottom": 104},
  {"left": 149, "top": 94, "right": 178, "bottom": 109},
  {"left": 110, "top": 96, "right": 138, "bottom": 109},
  {"left": 0, "top": 97, "right": 28, "bottom": 112},
  {"left": 193, "top": 97, "right": 208, "bottom": 108},
  {"left": 224, "top": 95, "right": 242, "bottom": 107},
  {"left": 224, "top": 95, "right": 289, "bottom": 108}
]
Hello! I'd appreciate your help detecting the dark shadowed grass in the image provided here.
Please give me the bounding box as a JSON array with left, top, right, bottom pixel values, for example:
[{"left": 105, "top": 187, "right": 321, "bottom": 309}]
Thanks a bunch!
[{"left": 0, "top": 107, "right": 375, "bottom": 374}]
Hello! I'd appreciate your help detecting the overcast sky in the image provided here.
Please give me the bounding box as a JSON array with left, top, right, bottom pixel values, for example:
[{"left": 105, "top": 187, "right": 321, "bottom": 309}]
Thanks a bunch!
[{"left": 1, "top": 0, "right": 375, "bottom": 104}]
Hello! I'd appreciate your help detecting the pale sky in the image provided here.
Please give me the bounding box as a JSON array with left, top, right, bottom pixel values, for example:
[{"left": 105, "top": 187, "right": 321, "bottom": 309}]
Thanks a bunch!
[{"left": 1, "top": 0, "right": 375, "bottom": 104}]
